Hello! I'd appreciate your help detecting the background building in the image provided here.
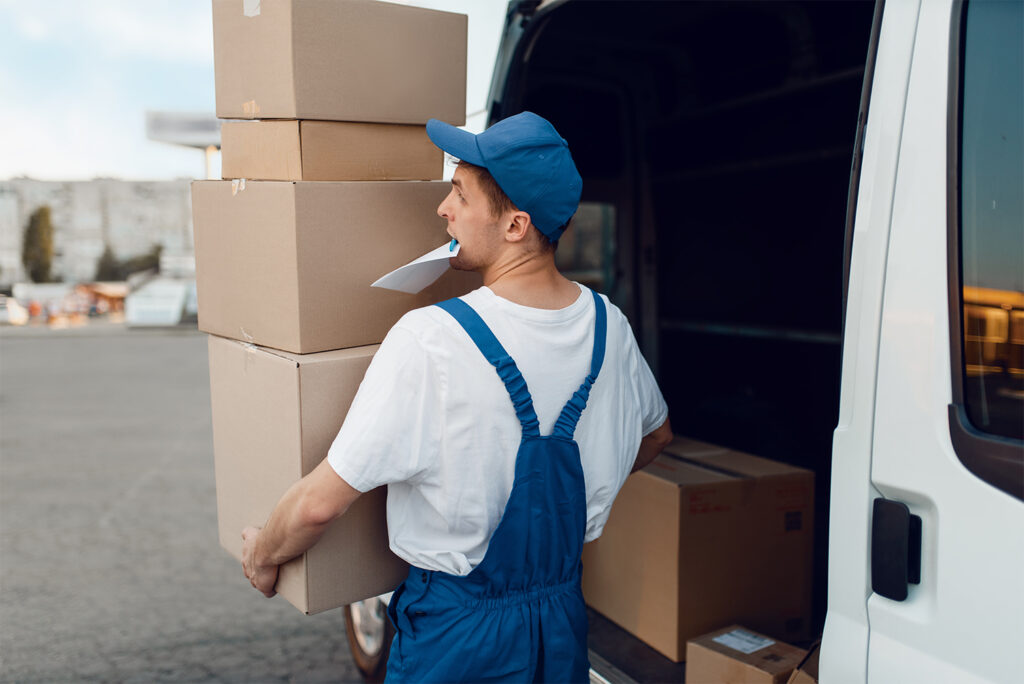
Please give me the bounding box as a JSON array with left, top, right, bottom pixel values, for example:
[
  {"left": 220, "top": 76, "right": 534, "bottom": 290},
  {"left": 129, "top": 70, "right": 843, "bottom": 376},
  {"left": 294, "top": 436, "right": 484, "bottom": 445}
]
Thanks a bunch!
[{"left": 0, "top": 178, "right": 194, "bottom": 288}]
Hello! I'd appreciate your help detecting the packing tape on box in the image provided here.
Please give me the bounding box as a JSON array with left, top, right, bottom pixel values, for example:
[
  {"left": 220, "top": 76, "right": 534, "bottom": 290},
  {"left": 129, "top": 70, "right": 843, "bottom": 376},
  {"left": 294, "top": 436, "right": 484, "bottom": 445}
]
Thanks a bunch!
[
  {"left": 240, "top": 329, "right": 257, "bottom": 372},
  {"left": 231, "top": 178, "right": 247, "bottom": 196},
  {"left": 242, "top": 100, "right": 260, "bottom": 118},
  {"left": 243, "top": 0, "right": 261, "bottom": 17}
]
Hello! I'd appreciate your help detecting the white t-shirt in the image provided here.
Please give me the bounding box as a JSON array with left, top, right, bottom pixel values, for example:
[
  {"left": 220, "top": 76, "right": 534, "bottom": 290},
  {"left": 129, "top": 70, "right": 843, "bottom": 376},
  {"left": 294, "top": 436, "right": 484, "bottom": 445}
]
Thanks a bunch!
[{"left": 327, "top": 283, "right": 667, "bottom": 576}]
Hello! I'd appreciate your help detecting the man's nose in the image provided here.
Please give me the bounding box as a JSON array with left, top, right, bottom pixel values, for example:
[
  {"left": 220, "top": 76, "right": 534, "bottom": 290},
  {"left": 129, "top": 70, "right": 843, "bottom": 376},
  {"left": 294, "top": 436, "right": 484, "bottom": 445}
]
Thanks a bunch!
[{"left": 437, "top": 198, "right": 449, "bottom": 220}]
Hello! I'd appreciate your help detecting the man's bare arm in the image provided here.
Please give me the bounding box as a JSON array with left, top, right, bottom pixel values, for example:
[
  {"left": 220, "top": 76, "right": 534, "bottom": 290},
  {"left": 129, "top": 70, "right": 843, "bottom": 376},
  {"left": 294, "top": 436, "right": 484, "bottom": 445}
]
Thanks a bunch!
[
  {"left": 631, "top": 417, "right": 673, "bottom": 473},
  {"left": 241, "top": 458, "right": 362, "bottom": 597}
]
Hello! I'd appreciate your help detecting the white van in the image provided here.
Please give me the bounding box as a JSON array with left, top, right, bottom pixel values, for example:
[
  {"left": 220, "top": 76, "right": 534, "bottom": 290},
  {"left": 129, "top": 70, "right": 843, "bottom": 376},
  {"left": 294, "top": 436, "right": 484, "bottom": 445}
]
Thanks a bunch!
[{"left": 346, "top": 1, "right": 1023, "bottom": 681}]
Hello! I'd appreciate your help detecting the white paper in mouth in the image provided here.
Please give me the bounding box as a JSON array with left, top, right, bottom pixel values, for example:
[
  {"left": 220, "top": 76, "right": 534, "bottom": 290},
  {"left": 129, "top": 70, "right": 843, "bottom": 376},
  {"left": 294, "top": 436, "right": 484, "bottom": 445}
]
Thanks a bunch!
[{"left": 371, "top": 241, "right": 461, "bottom": 294}]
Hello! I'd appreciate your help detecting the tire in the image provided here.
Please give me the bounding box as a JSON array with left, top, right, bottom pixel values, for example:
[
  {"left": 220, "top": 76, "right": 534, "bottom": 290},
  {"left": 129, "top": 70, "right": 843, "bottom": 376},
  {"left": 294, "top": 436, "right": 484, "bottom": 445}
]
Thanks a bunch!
[{"left": 344, "top": 595, "right": 395, "bottom": 683}]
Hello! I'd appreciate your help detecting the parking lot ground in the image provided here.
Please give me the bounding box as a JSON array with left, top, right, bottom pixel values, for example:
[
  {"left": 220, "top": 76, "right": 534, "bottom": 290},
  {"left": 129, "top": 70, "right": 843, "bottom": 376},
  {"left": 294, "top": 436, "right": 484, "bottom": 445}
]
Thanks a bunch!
[{"left": 0, "top": 324, "right": 363, "bottom": 683}]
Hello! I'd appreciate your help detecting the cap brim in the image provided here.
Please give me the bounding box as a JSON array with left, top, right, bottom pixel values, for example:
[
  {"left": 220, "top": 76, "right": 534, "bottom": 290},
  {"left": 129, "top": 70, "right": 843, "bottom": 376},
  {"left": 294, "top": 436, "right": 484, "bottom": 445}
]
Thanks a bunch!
[{"left": 426, "top": 119, "right": 486, "bottom": 166}]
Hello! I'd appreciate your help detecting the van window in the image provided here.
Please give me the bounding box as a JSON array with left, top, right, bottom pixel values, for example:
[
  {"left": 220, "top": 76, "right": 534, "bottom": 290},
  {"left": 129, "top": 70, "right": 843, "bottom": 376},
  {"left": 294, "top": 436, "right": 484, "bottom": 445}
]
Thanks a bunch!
[
  {"left": 958, "top": 0, "right": 1024, "bottom": 441},
  {"left": 557, "top": 201, "right": 616, "bottom": 294}
]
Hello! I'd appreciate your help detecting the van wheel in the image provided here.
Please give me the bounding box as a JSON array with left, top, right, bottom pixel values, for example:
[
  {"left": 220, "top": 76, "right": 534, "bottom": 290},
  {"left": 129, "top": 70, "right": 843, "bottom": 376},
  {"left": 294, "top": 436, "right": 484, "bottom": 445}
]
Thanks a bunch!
[{"left": 344, "top": 597, "right": 394, "bottom": 682}]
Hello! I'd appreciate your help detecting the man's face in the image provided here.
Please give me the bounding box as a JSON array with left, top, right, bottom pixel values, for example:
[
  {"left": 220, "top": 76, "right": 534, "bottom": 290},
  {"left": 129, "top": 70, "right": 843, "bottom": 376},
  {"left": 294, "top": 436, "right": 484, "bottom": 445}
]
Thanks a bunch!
[{"left": 437, "top": 165, "right": 506, "bottom": 272}]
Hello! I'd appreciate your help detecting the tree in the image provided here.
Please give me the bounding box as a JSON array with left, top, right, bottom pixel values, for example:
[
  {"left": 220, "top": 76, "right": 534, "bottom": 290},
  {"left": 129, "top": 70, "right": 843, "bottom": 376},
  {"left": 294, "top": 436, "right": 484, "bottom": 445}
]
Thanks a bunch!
[
  {"left": 94, "top": 245, "right": 122, "bottom": 282},
  {"left": 121, "top": 244, "right": 163, "bottom": 277},
  {"left": 93, "top": 243, "right": 163, "bottom": 282},
  {"left": 22, "top": 206, "right": 55, "bottom": 283}
]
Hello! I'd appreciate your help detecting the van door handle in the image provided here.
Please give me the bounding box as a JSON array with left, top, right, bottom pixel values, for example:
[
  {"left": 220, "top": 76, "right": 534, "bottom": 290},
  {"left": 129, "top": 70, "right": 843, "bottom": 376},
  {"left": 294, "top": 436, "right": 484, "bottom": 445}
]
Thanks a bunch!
[{"left": 871, "top": 498, "right": 922, "bottom": 601}]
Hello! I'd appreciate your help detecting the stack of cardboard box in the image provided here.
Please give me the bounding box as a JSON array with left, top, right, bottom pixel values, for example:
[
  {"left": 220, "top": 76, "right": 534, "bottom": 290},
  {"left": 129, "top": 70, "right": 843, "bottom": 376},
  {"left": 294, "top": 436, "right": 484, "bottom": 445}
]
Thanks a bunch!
[{"left": 194, "top": 0, "right": 476, "bottom": 615}]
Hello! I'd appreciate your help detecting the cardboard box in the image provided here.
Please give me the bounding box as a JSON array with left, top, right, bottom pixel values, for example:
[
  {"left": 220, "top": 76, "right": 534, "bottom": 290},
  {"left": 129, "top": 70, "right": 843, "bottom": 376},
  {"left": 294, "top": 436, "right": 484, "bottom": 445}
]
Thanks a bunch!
[
  {"left": 191, "top": 180, "right": 480, "bottom": 354},
  {"left": 212, "top": 0, "right": 466, "bottom": 124},
  {"left": 220, "top": 120, "right": 442, "bottom": 181},
  {"left": 208, "top": 334, "right": 409, "bottom": 614},
  {"left": 786, "top": 641, "right": 820, "bottom": 684},
  {"left": 581, "top": 436, "right": 814, "bottom": 661},
  {"left": 686, "top": 625, "right": 807, "bottom": 684}
]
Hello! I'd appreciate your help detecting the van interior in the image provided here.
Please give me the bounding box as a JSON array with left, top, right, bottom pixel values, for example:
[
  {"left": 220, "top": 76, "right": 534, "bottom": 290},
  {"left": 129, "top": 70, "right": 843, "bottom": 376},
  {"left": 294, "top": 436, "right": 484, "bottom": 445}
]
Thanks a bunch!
[{"left": 492, "top": 0, "right": 878, "bottom": 677}]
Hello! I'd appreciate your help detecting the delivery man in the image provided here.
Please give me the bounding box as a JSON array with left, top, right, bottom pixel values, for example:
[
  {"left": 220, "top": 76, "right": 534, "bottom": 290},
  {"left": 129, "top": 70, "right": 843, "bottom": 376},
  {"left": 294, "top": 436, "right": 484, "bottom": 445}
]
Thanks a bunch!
[{"left": 241, "top": 111, "right": 673, "bottom": 683}]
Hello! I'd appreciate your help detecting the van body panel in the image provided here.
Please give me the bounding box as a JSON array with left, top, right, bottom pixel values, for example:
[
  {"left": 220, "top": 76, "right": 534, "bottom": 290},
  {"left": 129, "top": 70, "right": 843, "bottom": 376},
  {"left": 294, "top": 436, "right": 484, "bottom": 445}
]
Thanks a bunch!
[
  {"left": 820, "top": 1, "right": 920, "bottom": 682},
  {"left": 864, "top": 0, "right": 1024, "bottom": 681}
]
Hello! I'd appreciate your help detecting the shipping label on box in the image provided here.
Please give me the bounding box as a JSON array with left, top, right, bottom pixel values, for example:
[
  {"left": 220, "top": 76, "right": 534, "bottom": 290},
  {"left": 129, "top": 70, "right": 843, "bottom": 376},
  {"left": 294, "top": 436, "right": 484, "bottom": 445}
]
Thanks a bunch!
[
  {"left": 208, "top": 335, "right": 408, "bottom": 614},
  {"left": 212, "top": 0, "right": 466, "bottom": 124}
]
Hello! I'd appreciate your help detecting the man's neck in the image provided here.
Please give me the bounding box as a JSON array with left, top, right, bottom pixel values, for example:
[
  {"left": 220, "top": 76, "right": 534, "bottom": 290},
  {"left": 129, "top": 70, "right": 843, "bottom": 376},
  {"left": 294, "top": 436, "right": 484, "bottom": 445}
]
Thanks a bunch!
[{"left": 482, "top": 253, "right": 580, "bottom": 310}]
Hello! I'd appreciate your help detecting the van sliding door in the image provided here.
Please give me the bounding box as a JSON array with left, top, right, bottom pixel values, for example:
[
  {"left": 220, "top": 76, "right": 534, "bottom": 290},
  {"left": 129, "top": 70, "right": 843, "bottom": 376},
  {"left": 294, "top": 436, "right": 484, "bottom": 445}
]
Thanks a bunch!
[{"left": 862, "top": 0, "right": 1024, "bottom": 681}]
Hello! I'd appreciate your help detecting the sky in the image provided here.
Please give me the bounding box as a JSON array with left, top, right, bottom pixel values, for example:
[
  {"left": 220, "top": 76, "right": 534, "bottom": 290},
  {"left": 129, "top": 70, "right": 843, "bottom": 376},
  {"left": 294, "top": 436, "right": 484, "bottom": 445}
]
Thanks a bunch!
[{"left": 0, "top": 0, "right": 508, "bottom": 181}]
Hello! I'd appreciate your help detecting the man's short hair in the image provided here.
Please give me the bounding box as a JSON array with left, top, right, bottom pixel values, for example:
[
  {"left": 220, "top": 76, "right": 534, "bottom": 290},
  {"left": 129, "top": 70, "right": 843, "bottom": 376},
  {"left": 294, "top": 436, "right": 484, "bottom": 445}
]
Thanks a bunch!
[{"left": 459, "top": 161, "right": 560, "bottom": 252}]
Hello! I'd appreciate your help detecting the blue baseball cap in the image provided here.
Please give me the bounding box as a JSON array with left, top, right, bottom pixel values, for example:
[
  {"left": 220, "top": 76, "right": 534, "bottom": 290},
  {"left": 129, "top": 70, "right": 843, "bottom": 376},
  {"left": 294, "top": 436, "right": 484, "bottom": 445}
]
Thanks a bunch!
[{"left": 426, "top": 112, "right": 582, "bottom": 241}]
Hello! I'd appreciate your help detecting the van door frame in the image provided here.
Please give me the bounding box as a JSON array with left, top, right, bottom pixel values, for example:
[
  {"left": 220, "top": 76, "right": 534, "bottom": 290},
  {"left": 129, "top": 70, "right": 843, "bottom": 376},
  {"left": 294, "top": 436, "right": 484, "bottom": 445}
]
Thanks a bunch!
[{"left": 820, "top": 0, "right": 918, "bottom": 681}]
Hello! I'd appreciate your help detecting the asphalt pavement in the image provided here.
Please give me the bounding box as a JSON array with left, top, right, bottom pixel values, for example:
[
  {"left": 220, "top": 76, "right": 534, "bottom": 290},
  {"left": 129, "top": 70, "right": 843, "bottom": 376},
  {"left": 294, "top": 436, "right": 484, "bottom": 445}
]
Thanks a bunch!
[{"left": 0, "top": 323, "right": 363, "bottom": 683}]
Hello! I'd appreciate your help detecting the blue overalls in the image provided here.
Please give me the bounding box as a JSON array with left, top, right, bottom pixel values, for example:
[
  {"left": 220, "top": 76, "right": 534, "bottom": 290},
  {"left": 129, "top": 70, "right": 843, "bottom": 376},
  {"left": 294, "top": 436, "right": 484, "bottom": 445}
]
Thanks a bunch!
[{"left": 384, "top": 290, "right": 607, "bottom": 683}]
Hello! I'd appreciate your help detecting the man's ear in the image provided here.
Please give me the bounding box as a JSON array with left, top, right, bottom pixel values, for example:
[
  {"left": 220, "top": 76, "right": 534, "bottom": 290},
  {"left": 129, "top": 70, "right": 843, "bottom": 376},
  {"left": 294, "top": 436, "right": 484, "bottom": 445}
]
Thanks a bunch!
[{"left": 505, "top": 211, "right": 532, "bottom": 243}]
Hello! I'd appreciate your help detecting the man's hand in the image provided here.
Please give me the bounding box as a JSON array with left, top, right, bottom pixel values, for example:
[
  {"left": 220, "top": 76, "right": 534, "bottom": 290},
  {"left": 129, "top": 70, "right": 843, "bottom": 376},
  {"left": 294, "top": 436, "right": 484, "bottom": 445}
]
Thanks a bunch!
[
  {"left": 236, "top": 460, "right": 362, "bottom": 599},
  {"left": 241, "top": 526, "right": 279, "bottom": 598}
]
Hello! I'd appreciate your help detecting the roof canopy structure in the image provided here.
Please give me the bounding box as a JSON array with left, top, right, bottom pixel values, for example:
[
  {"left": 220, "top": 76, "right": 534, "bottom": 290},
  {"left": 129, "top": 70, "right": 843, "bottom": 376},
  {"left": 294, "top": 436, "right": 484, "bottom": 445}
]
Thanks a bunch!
[
  {"left": 146, "top": 111, "right": 221, "bottom": 178},
  {"left": 145, "top": 111, "right": 221, "bottom": 150}
]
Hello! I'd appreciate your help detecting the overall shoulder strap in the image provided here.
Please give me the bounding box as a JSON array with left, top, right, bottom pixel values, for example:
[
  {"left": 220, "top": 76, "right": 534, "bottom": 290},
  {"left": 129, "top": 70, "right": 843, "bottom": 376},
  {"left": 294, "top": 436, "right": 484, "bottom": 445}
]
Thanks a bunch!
[
  {"left": 552, "top": 289, "right": 608, "bottom": 439},
  {"left": 435, "top": 297, "right": 541, "bottom": 436}
]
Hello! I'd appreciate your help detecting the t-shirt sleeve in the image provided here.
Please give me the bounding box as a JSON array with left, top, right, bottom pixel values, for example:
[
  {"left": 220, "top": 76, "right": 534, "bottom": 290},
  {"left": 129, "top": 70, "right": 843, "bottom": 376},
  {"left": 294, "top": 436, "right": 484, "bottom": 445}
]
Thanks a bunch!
[
  {"left": 623, "top": 316, "right": 669, "bottom": 437},
  {"left": 327, "top": 320, "right": 443, "bottom": 492},
  {"left": 582, "top": 301, "right": 669, "bottom": 544}
]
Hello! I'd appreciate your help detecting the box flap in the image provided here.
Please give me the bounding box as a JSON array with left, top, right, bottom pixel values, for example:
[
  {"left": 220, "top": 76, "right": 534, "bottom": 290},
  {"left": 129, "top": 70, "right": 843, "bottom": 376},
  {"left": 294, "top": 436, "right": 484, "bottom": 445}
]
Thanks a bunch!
[
  {"left": 641, "top": 453, "right": 736, "bottom": 486},
  {"left": 263, "top": 343, "right": 381, "bottom": 368},
  {"left": 667, "top": 435, "right": 813, "bottom": 478},
  {"left": 787, "top": 640, "right": 820, "bottom": 683},
  {"left": 666, "top": 435, "right": 735, "bottom": 458},
  {"left": 694, "top": 451, "right": 813, "bottom": 478}
]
